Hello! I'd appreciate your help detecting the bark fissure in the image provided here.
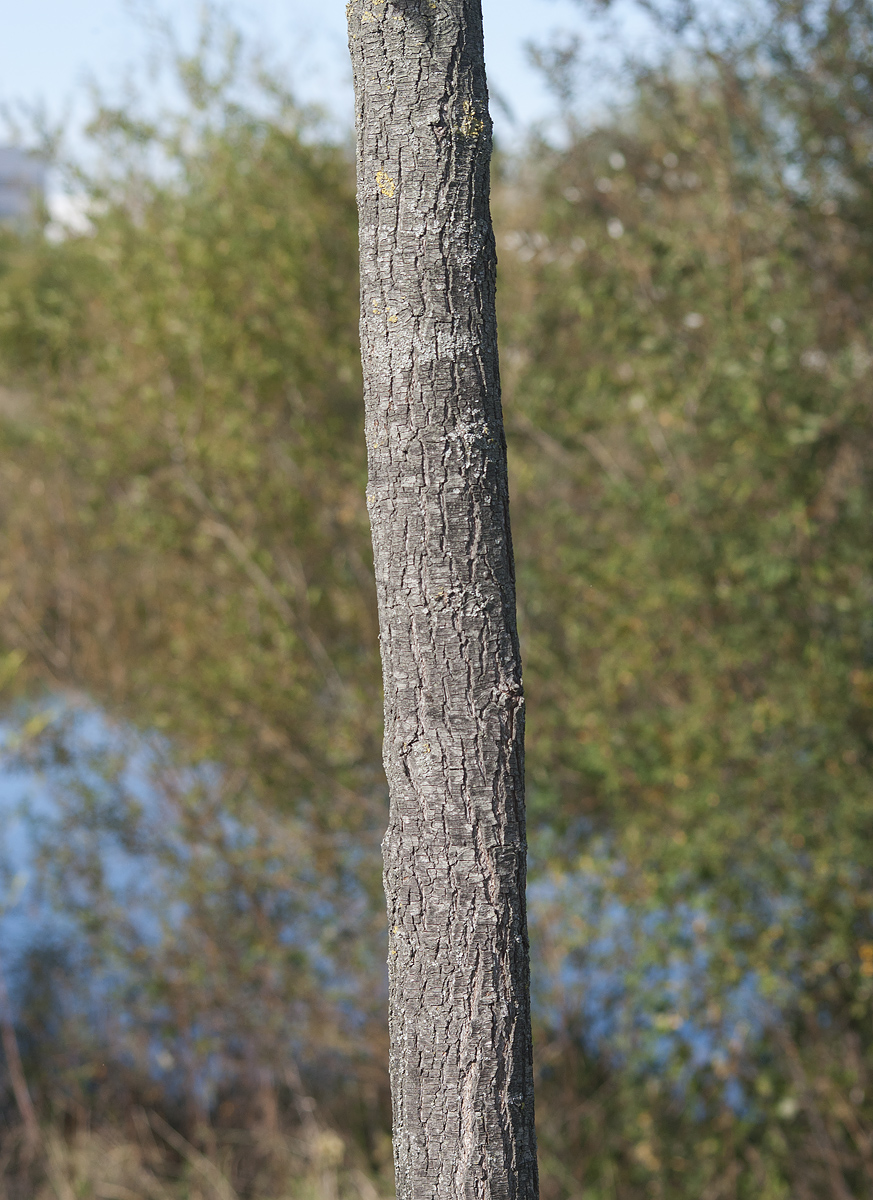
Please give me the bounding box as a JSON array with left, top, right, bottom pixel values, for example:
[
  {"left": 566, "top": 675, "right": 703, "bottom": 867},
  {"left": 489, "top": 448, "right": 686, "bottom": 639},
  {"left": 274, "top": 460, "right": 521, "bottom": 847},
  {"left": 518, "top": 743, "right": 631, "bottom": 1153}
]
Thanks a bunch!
[{"left": 348, "top": 3, "right": 538, "bottom": 1197}]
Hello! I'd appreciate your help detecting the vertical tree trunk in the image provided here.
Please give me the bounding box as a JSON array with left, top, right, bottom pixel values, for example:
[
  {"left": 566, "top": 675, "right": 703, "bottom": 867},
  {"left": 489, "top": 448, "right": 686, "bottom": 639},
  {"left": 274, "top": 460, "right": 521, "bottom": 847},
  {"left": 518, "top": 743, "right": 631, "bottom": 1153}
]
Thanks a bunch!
[{"left": 347, "top": 3, "right": 538, "bottom": 1198}]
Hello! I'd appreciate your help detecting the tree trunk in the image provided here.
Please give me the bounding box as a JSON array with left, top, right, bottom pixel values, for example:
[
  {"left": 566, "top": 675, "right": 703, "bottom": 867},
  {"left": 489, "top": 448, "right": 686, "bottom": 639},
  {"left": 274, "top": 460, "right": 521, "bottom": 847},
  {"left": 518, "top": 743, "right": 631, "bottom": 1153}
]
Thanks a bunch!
[{"left": 347, "top": 4, "right": 538, "bottom": 1198}]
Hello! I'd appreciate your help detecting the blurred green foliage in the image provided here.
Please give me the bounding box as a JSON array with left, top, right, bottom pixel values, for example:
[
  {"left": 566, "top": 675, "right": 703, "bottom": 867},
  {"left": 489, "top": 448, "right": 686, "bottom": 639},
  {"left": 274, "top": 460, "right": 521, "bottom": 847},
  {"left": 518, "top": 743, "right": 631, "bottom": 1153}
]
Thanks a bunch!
[{"left": 2, "top": 2, "right": 873, "bottom": 1197}]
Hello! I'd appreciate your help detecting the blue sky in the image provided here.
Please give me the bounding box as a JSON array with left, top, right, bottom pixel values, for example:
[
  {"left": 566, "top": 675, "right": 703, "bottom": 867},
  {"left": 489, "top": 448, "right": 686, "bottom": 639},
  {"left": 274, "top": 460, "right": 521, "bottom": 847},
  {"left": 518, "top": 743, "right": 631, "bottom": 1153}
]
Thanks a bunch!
[{"left": 0, "top": 0, "right": 609, "bottom": 144}]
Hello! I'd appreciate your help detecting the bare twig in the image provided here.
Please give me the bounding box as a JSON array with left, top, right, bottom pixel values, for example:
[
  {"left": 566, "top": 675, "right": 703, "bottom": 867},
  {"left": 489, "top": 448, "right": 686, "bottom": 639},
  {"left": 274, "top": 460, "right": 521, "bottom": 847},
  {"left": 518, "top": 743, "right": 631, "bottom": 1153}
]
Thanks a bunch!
[
  {"left": 774, "top": 1027, "right": 855, "bottom": 1200},
  {"left": 5, "top": 597, "right": 68, "bottom": 675},
  {"left": 509, "top": 410, "right": 628, "bottom": 486},
  {"left": 44, "top": 1131, "right": 76, "bottom": 1200},
  {"left": 0, "top": 948, "right": 40, "bottom": 1158},
  {"left": 175, "top": 469, "right": 346, "bottom": 697},
  {"left": 148, "top": 1111, "right": 238, "bottom": 1200},
  {"left": 637, "top": 408, "right": 686, "bottom": 490}
]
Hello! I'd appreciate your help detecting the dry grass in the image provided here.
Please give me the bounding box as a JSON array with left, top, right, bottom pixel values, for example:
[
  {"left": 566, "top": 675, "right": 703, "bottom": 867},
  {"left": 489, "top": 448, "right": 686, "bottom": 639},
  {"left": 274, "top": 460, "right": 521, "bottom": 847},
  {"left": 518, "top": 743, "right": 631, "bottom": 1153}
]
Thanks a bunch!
[{"left": 0, "top": 1114, "right": 392, "bottom": 1200}]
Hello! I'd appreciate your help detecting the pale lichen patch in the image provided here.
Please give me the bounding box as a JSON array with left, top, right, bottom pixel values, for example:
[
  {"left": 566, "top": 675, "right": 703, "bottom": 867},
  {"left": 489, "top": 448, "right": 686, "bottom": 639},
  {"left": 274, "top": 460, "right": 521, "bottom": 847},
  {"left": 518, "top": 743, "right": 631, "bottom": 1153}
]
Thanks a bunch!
[
  {"left": 459, "top": 100, "right": 484, "bottom": 140},
  {"left": 376, "top": 171, "right": 397, "bottom": 198}
]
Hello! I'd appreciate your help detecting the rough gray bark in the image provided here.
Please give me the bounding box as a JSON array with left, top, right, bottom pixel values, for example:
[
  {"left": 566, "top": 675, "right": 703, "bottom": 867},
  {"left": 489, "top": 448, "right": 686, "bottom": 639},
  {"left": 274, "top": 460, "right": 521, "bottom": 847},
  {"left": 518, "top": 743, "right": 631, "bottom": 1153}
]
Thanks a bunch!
[{"left": 347, "top": 3, "right": 538, "bottom": 1198}]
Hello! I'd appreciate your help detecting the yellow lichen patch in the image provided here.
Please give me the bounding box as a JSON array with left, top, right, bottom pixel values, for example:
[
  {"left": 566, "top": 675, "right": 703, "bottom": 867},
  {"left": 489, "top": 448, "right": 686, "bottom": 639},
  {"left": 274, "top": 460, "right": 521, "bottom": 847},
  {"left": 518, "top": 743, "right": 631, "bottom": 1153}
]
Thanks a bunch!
[
  {"left": 376, "top": 171, "right": 396, "bottom": 198},
  {"left": 460, "top": 99, "right": 484, "bottom": 140}
]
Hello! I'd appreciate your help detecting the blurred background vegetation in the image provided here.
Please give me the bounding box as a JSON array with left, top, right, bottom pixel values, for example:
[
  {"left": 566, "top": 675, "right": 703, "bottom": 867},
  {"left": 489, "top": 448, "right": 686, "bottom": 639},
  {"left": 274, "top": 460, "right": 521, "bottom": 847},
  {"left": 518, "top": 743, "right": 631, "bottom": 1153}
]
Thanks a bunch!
[{"left": 2, "top": 0, "right": 873, "bottom": 1196}]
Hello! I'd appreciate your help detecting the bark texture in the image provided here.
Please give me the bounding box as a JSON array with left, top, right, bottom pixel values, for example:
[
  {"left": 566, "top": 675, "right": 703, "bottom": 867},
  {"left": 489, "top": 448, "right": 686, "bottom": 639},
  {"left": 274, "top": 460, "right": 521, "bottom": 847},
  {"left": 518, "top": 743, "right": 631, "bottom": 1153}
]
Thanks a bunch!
[{"left": 347, "top": 4, "right": 538, "bottom": 1198}]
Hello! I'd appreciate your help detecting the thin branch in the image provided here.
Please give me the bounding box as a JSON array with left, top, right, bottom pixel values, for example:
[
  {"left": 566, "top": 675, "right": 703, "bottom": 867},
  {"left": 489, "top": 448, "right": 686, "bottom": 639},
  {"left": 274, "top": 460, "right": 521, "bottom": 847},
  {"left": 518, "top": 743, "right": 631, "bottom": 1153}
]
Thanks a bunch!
[
  {"left": 774, "top": 1026, "right": 855, "bottom": 1200},
  {"left": 175, "top": 469, "right": 346, "bottom": 697},
  {"left": 148, "top": 1111, "right": 238, "bottom": 1200},
  {"left": 637, "top": 407, "right": 686, "bottom": 490},
  {"left": 0, "top": 947, "right": 40, "bottom": 1157},
  {"left": 5, "top": 597, "right": 68, "bottom": 674},
  {"left": 509, "top": 410, "right": 627, "bottom": 485}
]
